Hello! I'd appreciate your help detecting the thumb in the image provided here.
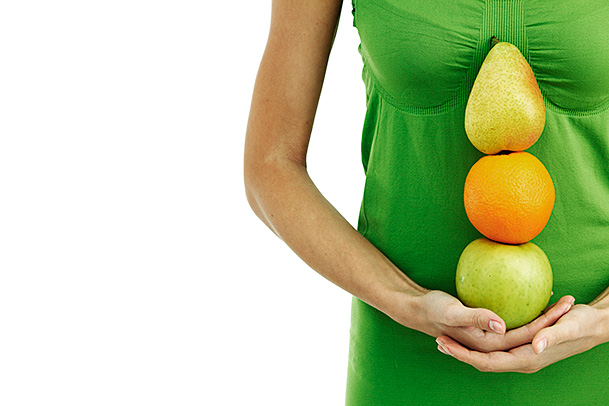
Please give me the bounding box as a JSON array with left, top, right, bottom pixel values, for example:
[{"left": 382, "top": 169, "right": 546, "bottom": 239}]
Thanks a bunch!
[
  {"left": 449, "top": 306, "right": 506, "bottom": 334},
  {"left": 532, "top": 316, "right": 576, "bottom": 354}
]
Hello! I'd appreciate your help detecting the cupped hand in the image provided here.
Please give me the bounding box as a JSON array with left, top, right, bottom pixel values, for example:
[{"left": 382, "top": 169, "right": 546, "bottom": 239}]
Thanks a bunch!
[
  {"left": 444, "top": 294, "right": 575, "bottom": 353},
  {"left": 435, "top": 300, "right": 608, "bottom": 373},
  {"left": 396, "top": 290, "right": 574, "bottom": 354}
]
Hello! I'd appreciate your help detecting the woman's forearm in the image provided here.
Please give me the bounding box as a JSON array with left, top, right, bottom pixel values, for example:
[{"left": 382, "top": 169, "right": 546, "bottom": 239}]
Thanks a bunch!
[
  {"left": 243, "top": 0, "right": 427, "bottom": 333},
  {"left": 242, "top": 17, "right": 535, "bottom": 338},
  {"left": 244, "top": 157, "right": 428, "bottom": 317}
]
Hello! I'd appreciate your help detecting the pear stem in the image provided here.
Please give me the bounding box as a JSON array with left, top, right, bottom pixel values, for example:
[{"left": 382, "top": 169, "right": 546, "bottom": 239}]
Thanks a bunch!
[{"left": 491, "top": 36, "right": 500, "bottom": 47}]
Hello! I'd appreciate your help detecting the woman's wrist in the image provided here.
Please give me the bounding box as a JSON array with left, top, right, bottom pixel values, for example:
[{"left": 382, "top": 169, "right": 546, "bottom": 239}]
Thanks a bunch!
[
  {"left": 370, "top": 281, "right": 429, "bottom": 331},
  {"left": 589, "top": 286, "right": 609, "bottom": 343},
  {"left": 592, "top": 302, "right": 609, "bottom": 344},
  {"left": 602, "top": 307, "right": 609, "bottom": 343}
]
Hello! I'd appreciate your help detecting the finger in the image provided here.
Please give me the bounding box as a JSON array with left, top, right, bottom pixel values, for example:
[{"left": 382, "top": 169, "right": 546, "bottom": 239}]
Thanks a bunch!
[
  {"left": 436, "top": 336, "right": 525, "bottom": 373},
  {"left": 444, "top": 296, "right": 574, "bottom": 353},
  {"left": 532, "top": 310, "right": 579, "bottom": 354},
  {"left": 525, "top": 295, "right": 574, "bottom": 334},
  {"left": 491, "top": 296, "right": 572, "bottom": 348},
  {"left": 448, "top": 306, "right": 506, "bottom": 334},
  {"left": 543, "top": 295, "right": 575, "bottom": 313},
  {"left": 540, "top": 295, "right": 574, "bottom": 321},
  {"left": 497, "top": 296, "right": 572, "bottom": 349}
]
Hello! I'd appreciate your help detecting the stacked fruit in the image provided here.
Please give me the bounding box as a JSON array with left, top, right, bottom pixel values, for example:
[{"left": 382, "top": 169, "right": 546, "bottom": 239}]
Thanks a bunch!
[{"left": 455, "top": 37, "right": 554, "bottom": 330}]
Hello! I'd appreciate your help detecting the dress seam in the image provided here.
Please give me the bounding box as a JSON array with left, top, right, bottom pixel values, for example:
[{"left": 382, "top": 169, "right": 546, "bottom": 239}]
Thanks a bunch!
[
  {"left": 362, "top": 64, "right": 465, "bottom": 116},
  {"left": 542, "top": 94, "right": 609, "bottom": 117}
]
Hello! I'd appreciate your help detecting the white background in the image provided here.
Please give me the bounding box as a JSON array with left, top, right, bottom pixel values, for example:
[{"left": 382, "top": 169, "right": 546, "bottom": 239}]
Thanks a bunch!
[{"left": 1, "top": 1, "right": 364, "bottom": 405}]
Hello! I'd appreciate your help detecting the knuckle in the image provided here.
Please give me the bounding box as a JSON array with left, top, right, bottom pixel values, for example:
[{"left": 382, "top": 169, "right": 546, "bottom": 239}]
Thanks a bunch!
[
  {"left": 519, "top": 359, "right": 540, "bottom": 374},
  {"left": 476, "top": 337, "right": 496, "bottom": 353},
  {"left": 538, "top": 311, "right": 551, "bottom": 325},
  {"left": 442, "top": 303, "right": 461, "bottom": 326},
  {"left": 524, "top": 365, "right": 541, "bottom": 374},
  {"left": 522, "top": 322, "right": 536, "bottom": 338},
  {"left": 476, "top": 361, "right": 495, "bottom": 373},
  {"left": 471, "top": 312, "right": 486, "bottom": 329}
]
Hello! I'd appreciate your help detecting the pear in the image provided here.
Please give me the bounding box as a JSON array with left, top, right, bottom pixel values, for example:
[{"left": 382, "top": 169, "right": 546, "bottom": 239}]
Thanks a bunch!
[{"left": 465, "top": 37, "right": 545, "bottom": 155}]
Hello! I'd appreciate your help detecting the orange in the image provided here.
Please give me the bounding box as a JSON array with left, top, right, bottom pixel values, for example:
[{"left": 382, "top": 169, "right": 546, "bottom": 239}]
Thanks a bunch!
[{"left": 464, "top": 151, "right": 555, "bottom": 244}]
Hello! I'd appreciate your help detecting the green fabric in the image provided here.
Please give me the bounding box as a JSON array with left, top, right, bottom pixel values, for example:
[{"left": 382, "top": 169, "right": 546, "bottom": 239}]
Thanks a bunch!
[{"left": 346, "top": 0, "right": 609, "bottom": 404}]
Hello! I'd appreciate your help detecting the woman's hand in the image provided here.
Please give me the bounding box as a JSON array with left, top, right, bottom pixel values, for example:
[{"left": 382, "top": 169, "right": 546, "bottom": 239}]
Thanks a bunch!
[
  {"left": 389, "top": 290, "right": 574, "bottom": 353},
  {"left": 435, "top": 301, "right": 609, "bottom": 373},
  {"left": 442, "top": 294, "right": 575, "bottom": 353}
]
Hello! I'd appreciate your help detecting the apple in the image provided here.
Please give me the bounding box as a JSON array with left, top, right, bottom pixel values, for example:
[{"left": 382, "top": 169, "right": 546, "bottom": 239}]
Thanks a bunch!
[{"left": 456, "top": 238, "right": 553, "bottom": 330}]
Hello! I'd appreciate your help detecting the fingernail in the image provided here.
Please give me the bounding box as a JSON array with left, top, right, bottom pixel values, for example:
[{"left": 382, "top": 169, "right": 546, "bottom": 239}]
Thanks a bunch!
[
  {"left": 436, "top": 339, "right": 452, "bottom": 356},
  {"left": 535, "top": 338, "right": 547, "bottom": 354},
  {"left": 437, "top": 344, "right": 451, "bottom": 356},
  {"left": 489, "top": 320, "right": 504, "bottom": 334}
]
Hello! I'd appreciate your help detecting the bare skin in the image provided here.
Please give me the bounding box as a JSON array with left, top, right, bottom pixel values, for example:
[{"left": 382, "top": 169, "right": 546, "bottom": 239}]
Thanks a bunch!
[
  {"left": 244, "top": 0, "right": 609, "bottom": 373},
  {"left": 437, "top": 287, "right": 609, "bottom": 373}
]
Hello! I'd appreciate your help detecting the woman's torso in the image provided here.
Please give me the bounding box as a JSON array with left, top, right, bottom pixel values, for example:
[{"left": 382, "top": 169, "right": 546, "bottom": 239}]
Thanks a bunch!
[{"left": 347, "top": 0, "right": 609, "bottom": 404}]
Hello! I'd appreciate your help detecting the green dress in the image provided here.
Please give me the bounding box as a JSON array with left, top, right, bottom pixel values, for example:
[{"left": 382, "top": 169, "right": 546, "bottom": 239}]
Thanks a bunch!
[{"left": 346, "top": 0, "right": 609, "bottom": 404}]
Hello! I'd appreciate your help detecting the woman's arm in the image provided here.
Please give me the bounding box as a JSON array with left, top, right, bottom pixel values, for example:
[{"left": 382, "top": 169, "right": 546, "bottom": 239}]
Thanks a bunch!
[
  {"left": 244, "top": 0, "right": 427, "bottom": 323},
  {"left": 244, "top": 0, "right": 572, "bottom": 347}
]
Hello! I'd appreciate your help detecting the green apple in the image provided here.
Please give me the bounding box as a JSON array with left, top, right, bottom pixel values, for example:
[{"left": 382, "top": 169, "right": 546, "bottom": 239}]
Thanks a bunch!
[{"left": 456, "top": 238, "right": 553, "bottom": 330}]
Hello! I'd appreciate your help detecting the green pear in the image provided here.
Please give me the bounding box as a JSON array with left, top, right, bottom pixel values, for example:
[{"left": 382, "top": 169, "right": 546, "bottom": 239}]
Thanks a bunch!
[{"left": 465, "top": 38, "right": 546, "bottom": 155}]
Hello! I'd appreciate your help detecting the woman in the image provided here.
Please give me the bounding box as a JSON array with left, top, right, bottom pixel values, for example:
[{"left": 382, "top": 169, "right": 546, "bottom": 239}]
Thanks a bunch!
[{"left": 244, "top": 0, "right": 609, "bottom": 404}]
